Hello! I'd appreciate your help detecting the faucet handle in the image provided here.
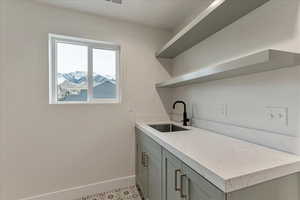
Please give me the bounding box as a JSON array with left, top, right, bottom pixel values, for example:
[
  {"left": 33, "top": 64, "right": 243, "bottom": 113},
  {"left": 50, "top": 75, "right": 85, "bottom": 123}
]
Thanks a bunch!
[{"left": 181, "top": 118, "right": 190, "bottom": 127}]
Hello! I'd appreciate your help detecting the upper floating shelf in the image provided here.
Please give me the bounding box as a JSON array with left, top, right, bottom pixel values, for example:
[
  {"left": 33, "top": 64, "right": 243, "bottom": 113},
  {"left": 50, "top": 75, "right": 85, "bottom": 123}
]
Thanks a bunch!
[
  {"left": 156, "top": 0, "right": 270, "bottom": 58},
  {"left": 156, "top": 50, "right": 300, "bottom": 88}
]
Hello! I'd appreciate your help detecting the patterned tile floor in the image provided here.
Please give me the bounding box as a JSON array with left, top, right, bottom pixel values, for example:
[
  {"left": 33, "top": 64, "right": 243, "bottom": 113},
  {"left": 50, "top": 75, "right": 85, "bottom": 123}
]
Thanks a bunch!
[{"left": 74, "top": 185, "right": 142, "bottom": 200}]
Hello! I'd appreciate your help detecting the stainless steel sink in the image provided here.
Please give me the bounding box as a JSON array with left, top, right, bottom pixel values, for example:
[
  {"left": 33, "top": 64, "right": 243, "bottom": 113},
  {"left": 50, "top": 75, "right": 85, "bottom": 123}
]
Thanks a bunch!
[{"left": 149, "top": 124, "right": 188, "bottom": 132}]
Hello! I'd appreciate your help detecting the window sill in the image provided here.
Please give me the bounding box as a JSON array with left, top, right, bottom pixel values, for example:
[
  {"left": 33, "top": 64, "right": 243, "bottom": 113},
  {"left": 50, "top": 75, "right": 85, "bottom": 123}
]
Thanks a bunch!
[{"left": 49, "top": 99, "right": 121, "bottom": 105}]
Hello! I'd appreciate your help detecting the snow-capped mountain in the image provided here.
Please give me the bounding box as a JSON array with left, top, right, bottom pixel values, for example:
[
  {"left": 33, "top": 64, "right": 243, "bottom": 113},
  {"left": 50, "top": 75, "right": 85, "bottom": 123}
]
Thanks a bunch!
[
  {"left": 57, "top": 71, "right": 115, "bottom": 86},
  {"left": 61, "top": 71, "right": 87, "bottom": 84}
]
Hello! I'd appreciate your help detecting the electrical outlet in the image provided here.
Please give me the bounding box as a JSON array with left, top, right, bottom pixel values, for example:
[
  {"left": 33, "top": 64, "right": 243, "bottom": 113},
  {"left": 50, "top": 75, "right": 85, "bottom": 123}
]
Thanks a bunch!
[{"left": 266, "top": 106, "right": 288, "bottom": 126}]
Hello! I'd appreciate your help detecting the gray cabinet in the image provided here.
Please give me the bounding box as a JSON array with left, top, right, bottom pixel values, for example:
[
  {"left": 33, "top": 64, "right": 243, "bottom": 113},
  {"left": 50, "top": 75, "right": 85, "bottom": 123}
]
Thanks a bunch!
[
  {"left": 136, "top": 127, "right": 300, "bottom": 200},
  {"left": 136, "top": 129, "right": 224, "bottom": 200},
  {"left": 181, "top": 164, "right": 225, "bottom": 200},
  {"left": 136, "top": 131, "right": 148, "bottom": 197},
  {"left": 162, "top": 150, "right": 182, "bottom": 200},
  {"left": 145, "top": 143, "right": 162, "bottom": 200},
  {"left": 135, "top": 128, "right": 162, "bottom": 200},
  {"left": 162, "top": 150, "right": 225, "bottom": 200}
]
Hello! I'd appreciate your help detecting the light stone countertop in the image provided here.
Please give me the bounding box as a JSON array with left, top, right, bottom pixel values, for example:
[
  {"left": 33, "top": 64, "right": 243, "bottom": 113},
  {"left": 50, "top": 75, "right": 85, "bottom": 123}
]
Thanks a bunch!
[{"left": 135, "top": 121, "right": 300, "bottom": 193}]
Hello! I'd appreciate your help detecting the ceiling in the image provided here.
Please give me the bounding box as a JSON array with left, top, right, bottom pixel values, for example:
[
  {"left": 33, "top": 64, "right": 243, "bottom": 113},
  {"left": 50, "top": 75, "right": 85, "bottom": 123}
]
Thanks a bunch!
[{"left": 33, "top": 0, "right": 214, "bottom": 31}]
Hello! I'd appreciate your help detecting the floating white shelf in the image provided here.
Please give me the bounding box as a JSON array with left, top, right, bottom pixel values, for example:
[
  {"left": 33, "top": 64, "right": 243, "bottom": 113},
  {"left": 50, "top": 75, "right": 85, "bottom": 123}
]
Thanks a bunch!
[
  {"left": 156, "top": 0, "right": 270, "bottom": 58},
  {"left": 156, "top": 50, "right": 300, "bottom": 88}
]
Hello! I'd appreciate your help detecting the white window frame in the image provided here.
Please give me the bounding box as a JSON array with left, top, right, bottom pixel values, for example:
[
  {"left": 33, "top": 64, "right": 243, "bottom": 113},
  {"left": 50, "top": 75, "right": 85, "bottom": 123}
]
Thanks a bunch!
[{"left": 49, "top": 34, "right": 121, "bottom": 104}]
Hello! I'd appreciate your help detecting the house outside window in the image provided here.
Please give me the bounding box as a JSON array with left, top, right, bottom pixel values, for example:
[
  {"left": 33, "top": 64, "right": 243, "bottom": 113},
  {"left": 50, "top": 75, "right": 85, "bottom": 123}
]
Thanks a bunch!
[{"left": 49, "top": 34, "right": 121, "bottom": 104}]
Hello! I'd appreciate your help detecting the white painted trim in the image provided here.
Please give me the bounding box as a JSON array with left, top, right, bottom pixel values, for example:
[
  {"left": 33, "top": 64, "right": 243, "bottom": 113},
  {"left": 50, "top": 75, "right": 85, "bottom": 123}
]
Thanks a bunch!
[
  {"left": 87, "top": 46, "right": 93, "bottom": 102},
  {"left": 52, "top": 99, "right": 120, "bottom": 105},
  {"left": 48, "top": 33, "right": 121, "bottom": 104},
  {"left": 19, "top": 175, "right": 135, "bottom": 200},
  {"left": 48, "top": 34, "right": 120, "bottom": 50}
]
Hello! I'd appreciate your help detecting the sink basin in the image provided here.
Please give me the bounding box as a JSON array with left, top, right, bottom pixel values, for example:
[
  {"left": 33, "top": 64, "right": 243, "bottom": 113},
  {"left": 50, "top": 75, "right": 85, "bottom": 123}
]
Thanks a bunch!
[{"left": 149, "top": 124, "right": 188, "bottom": 132}]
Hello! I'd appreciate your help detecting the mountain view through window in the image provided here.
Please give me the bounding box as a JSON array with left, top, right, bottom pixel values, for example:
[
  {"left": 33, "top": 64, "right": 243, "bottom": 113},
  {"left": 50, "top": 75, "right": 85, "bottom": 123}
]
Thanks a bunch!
[{"left": 56, "top": 42, "right": 117, "bottom": 102}]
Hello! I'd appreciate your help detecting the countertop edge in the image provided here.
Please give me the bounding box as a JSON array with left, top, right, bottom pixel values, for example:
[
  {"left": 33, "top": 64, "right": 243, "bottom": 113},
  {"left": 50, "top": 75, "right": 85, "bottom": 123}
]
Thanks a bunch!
[
  {"left": 135, "top": 122, "right": 227, "bottom": 192},
  {"left": 135, "top": 121, "right": 300, "bottom": 193},
  {"left": 225, "top": 161, "right": 300, "bottom": 192}
]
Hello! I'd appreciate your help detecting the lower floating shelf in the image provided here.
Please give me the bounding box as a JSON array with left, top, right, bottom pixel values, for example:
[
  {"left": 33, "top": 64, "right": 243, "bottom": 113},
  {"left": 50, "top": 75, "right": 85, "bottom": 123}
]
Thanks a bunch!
[{"left": 156, "top": 49, "right": 300, "bottom": 88}]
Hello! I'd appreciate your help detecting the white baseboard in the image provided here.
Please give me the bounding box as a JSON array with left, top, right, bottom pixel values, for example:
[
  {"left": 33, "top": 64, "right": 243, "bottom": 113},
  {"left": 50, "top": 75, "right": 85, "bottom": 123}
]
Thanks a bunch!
[{"left": 19, "top": 175, "right": 136, "bottom": 200}]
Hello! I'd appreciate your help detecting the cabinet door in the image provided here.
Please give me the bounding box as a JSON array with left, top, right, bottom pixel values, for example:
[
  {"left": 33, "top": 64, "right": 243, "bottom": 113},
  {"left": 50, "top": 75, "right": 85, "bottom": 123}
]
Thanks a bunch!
[
  {"left": 135, "top": 129, "right": 148, "bottom": 198},
  {"left": 137, "top": 130, "right": 162, "bottom": 200},
  {"left": 181, "top": 164, "right": 225, "bottom": 200},
  {"left": 135, "top": 131, "right": 141, "bottom": 187},
  {"left": 163, "top": 150, "right": 183, "bottom": 200},
  {"left": 144, "top": 144, "right": 162, "bottom": 200},
  {"left": 140, "top": 146, "right": 149, "bottom": 199}
]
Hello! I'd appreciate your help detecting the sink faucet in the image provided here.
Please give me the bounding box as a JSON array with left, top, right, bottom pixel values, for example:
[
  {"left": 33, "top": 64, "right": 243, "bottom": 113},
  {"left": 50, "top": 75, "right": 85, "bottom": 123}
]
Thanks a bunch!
[{"left": 173, "top": 100, "right": 189, "bottom": 126}]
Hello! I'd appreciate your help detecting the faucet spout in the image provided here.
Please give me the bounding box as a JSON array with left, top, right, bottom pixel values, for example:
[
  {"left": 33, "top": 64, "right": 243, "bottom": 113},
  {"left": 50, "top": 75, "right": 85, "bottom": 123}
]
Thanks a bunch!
[
  {"left": 173, "top": 100, "right": 186, "bottom": 110},
  {"left": 173, "top": 100, "right": 189, "bottom": 126}
]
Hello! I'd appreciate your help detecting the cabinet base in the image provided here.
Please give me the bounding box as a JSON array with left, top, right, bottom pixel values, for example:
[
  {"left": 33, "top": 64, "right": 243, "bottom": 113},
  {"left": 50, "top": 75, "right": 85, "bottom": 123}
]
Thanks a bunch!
[{"left": 136, "top": 184, "right": 145, "bottom": 200}]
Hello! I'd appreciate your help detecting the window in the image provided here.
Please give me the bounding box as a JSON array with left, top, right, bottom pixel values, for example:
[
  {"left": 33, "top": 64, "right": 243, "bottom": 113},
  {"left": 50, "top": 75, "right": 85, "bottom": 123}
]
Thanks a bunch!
[{"left": 49, "top": 34, "right": 120, "bottom": 104}]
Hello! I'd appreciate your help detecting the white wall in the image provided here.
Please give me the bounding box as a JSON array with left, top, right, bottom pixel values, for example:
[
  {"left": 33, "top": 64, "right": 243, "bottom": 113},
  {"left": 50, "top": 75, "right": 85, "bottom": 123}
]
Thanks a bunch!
[
  {"left": 1, "top": 0, "right": 171, "bottom": 199},
  {"left": 0, "top": 0, "right": 6, "bottom": 198},
  {"left": 171, "top": 0, "right": 300, "bottom": 154}
]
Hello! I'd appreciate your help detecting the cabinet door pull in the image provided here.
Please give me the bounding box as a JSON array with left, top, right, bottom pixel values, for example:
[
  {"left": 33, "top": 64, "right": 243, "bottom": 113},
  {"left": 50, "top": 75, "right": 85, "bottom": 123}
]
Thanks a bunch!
[
  {"left": 141, "top": 152, "right": 145, "bottom": 167},
  {"left": 144, "top": 153, "right": 149, "bottom": 167},
  {"left": 174, "top": 169, "right": 181, "bottom": 191},
  {"left": 186, "top": 177, "right": 190, "bottom": 200},
  {"left": 180, "top": 174, "right": 187, "bottom": 198}
]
